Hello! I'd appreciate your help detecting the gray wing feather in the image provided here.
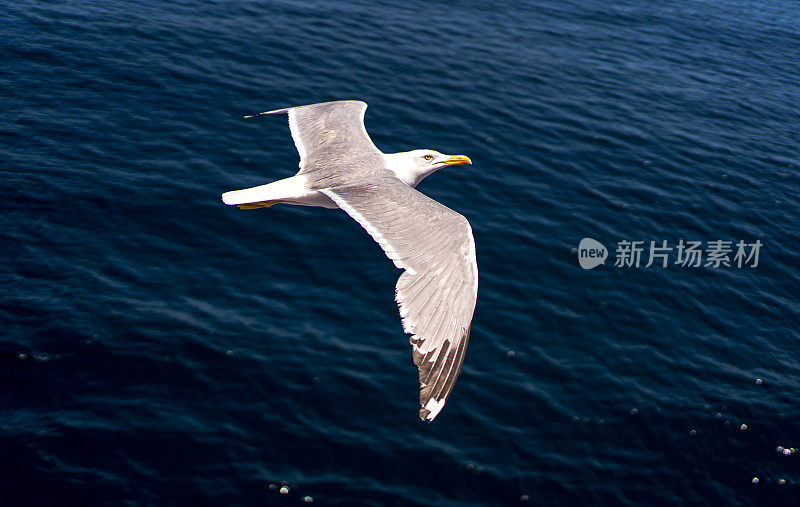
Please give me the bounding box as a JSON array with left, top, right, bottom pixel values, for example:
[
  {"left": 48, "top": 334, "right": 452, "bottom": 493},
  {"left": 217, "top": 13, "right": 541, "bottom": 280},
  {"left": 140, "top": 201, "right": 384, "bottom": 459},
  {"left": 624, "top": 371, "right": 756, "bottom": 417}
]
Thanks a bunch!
[
  {"left": 260, "top": 100, "right": 382, "bottom": 176},
  {"left": 322, "top": 175, "right": 478, "bottom": 421}
]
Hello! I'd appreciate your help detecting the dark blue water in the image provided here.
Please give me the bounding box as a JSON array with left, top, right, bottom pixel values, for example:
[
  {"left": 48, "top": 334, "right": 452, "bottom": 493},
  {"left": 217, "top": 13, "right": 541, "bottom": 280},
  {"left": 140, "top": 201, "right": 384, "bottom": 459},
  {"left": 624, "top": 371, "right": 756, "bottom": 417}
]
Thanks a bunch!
[{"left": 3, "top": 0, "right": 799, "bottom": 505}]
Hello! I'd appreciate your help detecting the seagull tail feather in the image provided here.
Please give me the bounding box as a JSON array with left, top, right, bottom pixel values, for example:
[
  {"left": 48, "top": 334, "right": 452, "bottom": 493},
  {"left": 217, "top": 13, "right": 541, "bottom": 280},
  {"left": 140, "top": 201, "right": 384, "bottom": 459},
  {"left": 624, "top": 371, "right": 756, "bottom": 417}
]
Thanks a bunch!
[{"left": 221, "top": 175, "right": 307, "bottom": 208}]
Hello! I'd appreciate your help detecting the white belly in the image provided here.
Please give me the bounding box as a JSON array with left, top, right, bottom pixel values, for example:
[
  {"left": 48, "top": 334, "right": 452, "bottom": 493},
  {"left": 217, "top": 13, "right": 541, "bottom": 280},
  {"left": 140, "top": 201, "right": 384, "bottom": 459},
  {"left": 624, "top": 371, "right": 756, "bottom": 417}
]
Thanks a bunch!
[{"left": 284, "top": 191, "right": 338, "bottom": 209}]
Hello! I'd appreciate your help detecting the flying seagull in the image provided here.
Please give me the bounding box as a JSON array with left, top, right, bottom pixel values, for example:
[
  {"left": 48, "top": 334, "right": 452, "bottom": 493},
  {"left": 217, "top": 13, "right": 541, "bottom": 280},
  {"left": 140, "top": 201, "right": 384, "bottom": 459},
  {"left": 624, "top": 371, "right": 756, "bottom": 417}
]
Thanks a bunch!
[{"left": 222, "top": 100, "right": 478, "bottom": 421}]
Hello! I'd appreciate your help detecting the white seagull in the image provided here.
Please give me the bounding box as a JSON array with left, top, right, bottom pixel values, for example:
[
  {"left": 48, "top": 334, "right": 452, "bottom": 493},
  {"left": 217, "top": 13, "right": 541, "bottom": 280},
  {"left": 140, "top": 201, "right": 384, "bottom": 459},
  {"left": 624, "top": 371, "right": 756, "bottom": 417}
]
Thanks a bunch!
[{"left": 222, "top": 100, "right": 478, "bottom": 421}]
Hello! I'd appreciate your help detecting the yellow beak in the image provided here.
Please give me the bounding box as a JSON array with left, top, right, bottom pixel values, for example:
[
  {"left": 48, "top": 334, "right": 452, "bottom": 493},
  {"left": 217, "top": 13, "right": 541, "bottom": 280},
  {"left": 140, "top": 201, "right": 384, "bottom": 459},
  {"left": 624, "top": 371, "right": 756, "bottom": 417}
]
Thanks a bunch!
[{"left": 442, "top": 154, "right": 472, "bottom": 166}]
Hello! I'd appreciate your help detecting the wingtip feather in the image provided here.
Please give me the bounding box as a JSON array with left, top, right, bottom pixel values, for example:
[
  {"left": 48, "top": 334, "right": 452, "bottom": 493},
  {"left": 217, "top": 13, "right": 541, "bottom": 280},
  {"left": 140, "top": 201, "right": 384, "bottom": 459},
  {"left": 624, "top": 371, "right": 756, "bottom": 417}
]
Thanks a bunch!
[
  {"left": 243, "top": 108, "right": 289, "bottom": 119},
  {"left": 420, "top": 397, "right": 445, "bottom": 421}
]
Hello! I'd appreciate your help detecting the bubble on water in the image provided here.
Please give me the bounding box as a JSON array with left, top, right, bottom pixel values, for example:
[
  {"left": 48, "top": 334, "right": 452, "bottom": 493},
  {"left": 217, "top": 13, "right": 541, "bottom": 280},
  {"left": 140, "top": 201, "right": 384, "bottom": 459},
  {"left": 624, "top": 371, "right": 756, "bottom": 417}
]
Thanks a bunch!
[
  {"left": 17, "top": 353, "right": 27, "bottom": 360},
  {"left": 630, "top": 408, "right": 638, "bottom": 415},
  {"left": 752, "top": 477, "right": 759, "bottom": 484},
  {"left": 777, "top": 446, "right": 784, "bottom": 452},
  {"left": 715, "top": 413, "right": 722, "bottom": 419},
  {"left": 784, "top": 449, "right": 791, "bottom": 455},
  {"left": 740, "top": 424, "right": 747, "bottom": 431},
  {"left": 268, "top": 484, "right": 277, "bottom": 490},
  {"left": 572, "top": 417, "right": 580, "bottom": 423},
  {"left": 303, "top": 496, "right": 314, "bottom": 503},
  {"left": 280, "top": 486, "right": 289, "bottom": 494},
  {"left": 755, "top": 378, "right": 762, "bottom": 385},
  {"left": 225, "top": 350, "right": 234, "bottom": 357},
  {"left": 779, "top": 479, "right": 786, "bottom": 485},
  {"left": 520, "top": 494, "right": 530, "bottom": 502},
  {"left": 506, "top": 350, "right": 515, "bottom": 358},
  {"left": 689, "top": 430, "right": 697, "bottom": 437}
]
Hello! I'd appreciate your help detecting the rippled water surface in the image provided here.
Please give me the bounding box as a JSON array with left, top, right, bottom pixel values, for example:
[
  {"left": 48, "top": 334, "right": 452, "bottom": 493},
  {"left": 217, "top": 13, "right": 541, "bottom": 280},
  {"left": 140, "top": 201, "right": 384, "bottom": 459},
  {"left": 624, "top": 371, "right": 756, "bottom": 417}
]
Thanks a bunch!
[{"left": 3, "top": 0, "right": 800, "bottom": 505}]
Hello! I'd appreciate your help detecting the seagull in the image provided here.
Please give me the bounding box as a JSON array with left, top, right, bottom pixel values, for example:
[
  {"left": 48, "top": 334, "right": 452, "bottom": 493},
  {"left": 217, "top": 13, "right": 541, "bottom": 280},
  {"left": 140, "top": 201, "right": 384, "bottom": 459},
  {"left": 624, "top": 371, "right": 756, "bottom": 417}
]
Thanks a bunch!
[{"left": 222, "top": 100, "right": 478, "bottom": 421}]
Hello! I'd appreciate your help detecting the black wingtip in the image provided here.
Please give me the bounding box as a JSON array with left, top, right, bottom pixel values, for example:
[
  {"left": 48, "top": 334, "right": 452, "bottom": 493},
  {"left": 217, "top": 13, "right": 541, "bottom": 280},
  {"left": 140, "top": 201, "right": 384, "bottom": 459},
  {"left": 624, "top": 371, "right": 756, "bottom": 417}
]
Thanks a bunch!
[
  {"left": 244, "top": 108, "right": 290, "bottom": 119},
  {"left": 419, "top": 407, "right": 432, "bottom": 422}
]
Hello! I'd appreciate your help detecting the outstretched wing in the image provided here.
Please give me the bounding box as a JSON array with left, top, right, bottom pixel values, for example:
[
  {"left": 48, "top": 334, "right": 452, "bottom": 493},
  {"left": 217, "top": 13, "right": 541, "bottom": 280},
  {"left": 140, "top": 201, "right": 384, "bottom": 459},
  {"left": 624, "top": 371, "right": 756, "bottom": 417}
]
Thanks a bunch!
[
  {"left": 247, "top": 100, "right": 381, "bottom": 174},
  {"left": 322, "top": 175, "right": 478, "bottom": 421}
]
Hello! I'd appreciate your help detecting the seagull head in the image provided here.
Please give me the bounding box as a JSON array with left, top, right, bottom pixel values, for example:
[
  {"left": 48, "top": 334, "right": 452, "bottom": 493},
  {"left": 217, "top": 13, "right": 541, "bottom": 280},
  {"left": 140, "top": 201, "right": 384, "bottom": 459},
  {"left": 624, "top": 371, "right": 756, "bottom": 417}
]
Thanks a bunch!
[{"left": 385, "top": 149, "right": 472, "bottom": 187}]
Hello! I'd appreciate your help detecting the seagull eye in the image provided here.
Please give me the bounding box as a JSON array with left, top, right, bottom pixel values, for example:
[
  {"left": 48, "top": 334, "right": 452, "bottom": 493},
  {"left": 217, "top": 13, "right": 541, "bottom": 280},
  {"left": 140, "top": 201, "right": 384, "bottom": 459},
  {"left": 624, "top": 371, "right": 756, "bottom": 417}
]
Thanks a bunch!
[{"left": 423, "top": 154, "right": 434, "bottom": 161}]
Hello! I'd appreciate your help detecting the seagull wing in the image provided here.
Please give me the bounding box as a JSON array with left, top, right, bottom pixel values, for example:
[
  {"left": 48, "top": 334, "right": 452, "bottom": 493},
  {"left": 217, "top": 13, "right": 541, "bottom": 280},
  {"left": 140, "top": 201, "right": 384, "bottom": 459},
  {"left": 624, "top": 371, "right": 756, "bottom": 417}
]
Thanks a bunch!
[
  {"left": 251, "top": 100, "right": 381, "bottom": 174},
  {"left": 322, "top": 175, "right": 478, "bottom": 421}
]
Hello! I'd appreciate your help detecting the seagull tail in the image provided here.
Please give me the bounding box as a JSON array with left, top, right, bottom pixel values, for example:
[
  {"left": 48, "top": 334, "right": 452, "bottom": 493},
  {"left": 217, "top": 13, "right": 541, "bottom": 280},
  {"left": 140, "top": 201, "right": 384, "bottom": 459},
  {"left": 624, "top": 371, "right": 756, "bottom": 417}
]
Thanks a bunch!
[{"left": 221, "top": 175, "right": 307, "bottom": 209}]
